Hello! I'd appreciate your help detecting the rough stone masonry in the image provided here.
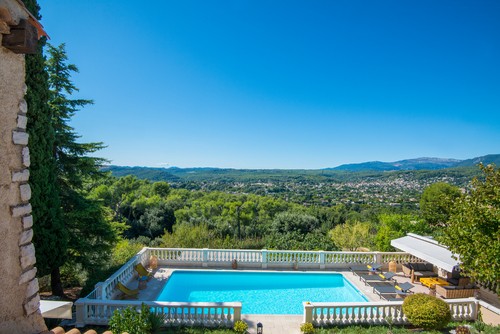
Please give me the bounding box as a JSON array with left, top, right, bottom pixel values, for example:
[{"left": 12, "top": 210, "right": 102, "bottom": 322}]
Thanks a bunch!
[{"left": 0, "top": 0, "right": 47, "bottom": 332}]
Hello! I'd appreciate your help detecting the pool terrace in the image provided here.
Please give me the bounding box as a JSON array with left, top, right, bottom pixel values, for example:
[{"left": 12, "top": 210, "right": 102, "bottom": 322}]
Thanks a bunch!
[{"left": 74, "top": 247, "right": 489, "bottom": 332}]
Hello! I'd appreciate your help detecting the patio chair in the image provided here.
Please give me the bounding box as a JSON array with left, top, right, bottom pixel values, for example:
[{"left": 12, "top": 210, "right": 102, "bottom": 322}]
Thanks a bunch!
[
  {"left": 373, "top": 282, "right": 414, "bottom": 298},
  {"left": 359, "top": 272, "right": 396, "bottom": 285},
  {"left": 117, "top": 282, "right": 139, "bottom": 299},
  {"left": 134, "top": 263, "right": 153, "bottom": 280}
]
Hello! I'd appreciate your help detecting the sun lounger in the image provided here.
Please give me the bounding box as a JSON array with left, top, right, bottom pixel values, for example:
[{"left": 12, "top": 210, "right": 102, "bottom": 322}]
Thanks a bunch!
[
  {"left": 117, "top": 282, "right": 139, "bottom": 299},
  {"left": 381, "top": 293, "right": 408, "bottom": 301},
  {"left": 373, "top": 282, "right": 414, "bottom": 297},
  {"left": 134, "top": 263, "right": 153, "bottom": 280},
  {"left": 367, "top": 264, "right": 382, "bottom": 271},
  {"left": 350, "top": 263, "right": 382, "bottom": 276},
  {"left": 359, "top": 272, "right": 396, "bottom": 285}
]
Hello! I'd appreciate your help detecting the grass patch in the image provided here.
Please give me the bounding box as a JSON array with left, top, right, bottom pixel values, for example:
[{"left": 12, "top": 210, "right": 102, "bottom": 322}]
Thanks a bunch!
[
  {"left": 157, "top": 328, "right": 235, "bottom": 334},
  {"left": 314, "top": 321, "right": 500, "bottom": 334}
]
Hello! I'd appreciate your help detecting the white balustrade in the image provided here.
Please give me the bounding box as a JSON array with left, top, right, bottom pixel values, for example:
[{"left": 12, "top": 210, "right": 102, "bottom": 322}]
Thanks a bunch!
[
  {"left": 86, "top": 247, "right": 150, "bottom": 300},
  {"left": 303, "top": 298, "right": 478, "bottom": 326},
  {"left": 143, "top": 248, "right": 428, "bottom": 270},
  {"left": 267, "top": 250, "right": 320, "bottom": 264},
  {"left": 206, "top": 249, "right": 262, "bottom": 263},
  {"left": 304, "top": 301, "right": 406, "bottom": 326},
  {"left": 380, "top": 252, "right": 423, "bottom": 264},
  {"left": 324, "top": 252, "right": 375, "bottom": 264},
  {"left": 75, "top": 299, "right": 241, "bottom": 327},
  {"left": 447, "top": 298, "right": 477, "bottom": 320}
]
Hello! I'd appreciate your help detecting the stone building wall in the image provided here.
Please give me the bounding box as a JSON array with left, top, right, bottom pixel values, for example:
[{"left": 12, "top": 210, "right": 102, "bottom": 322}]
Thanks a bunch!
[{"left": 0, "top": 1, "right": 47, "bottom": 332}]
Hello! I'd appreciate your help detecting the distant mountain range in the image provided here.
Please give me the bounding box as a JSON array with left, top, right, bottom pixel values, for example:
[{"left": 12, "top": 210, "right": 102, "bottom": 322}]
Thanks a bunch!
[
  {"left": 102, "top": 154, "right": 499, "bottom": 183},
  {"left": 328, "top": 154, "right": 500, "bottom": 172}
]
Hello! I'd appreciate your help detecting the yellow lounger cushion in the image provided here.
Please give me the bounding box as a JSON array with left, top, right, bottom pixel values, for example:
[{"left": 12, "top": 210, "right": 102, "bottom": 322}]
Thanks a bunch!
[{"left": 117, "top": 282, "right": 139, "bottom": 296}]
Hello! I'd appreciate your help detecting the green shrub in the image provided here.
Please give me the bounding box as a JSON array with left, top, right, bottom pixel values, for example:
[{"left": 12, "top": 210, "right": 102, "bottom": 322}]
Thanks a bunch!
[
  {"left": 60, "top": 263, "right": 88, "bottom": 287},
  {"left": 402, "top": 293, "right": 451, "bottom": 330},
  {"left": 148, "top": 311, "right": 165, "bottom": 333},
  {"left": 108, "top": 304, "right": 152, "bottom": 334},
  {"left": 300, "top": 322, "right": 315, "bottom": 334},
  {"left": 233, "top": 320, "right": 249, "bottom": 333}
]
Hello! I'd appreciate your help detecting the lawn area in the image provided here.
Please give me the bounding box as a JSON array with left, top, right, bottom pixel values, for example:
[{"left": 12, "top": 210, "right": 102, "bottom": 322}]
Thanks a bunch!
[{"left": 313, "top": 323, "right": 500, "bottom": 334}]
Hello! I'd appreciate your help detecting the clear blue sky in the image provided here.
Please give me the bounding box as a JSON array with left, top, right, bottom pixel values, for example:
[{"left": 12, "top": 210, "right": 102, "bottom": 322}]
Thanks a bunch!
[{"left": 38, "top": 0, "right": 500, "bottom": 169}]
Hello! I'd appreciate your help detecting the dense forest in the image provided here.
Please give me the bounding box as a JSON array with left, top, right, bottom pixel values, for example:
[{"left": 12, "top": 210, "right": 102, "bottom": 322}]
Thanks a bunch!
[{"left": 89, "top": 174, "right": 431, "bottom": 251}]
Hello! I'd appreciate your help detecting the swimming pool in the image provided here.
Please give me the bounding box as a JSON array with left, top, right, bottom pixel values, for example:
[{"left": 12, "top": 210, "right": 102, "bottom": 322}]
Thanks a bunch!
[{"left": 156, "top": 270, "right": 368, "bottom": 314}]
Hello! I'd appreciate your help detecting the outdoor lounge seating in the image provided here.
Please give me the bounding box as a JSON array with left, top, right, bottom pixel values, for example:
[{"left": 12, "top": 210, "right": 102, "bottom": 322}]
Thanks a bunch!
[
  {"left": 373, "top": 282, "right": 415, "bottom": 298},
  {"left": 435, "top": 284, "right": 478, "bottom": 299},
  {"left": 116, "top": 282, "right": 139, "bottom": 299},
  {"left": 402, "top": 262, "right": 437, "bottom": 281},
  {"left": 446, "top": 269, "right": 471, "bottom": 286},
  {"left": 359, "top": 272, "right": 396, "bottom": 285},
  {"left": 447, "top": 276, "right": 471, "bottom": 286},
  {"left": 134, "top": 263, "right": 153, "bottom": 280}
]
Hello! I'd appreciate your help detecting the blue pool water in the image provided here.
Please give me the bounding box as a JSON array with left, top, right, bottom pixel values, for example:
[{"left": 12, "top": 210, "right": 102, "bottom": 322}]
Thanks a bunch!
[{"left": 156, "top": 270, "right": 368, "bottom": 314}]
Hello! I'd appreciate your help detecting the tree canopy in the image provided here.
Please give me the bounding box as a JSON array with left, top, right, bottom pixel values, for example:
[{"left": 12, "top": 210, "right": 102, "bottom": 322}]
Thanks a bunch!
[
  {"left": 420, "top": 182, "right": 461, "bottom": 230},
  {"left": 329, "top": 221, "right": 374, "bottom": 251},
  {"left": 439, "top": 164, "right": 500, "bottom": 293}
]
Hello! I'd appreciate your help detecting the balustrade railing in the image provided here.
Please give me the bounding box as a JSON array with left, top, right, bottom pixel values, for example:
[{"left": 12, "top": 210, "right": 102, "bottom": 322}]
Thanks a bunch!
[
  {"left": 75, "top": 299, "right": 241, "bottom": 327},
  {"left": 148, "top": 248, "right": 418, "bottom": 270},
  {"left": 207, "top": 249, "right": 262, "bottom": 264},
  {"left": 303, "top": 298, "right": 478, "bottom": 326},
  {"left": 87, "top": 247, "right": 151, "bottom": 300},
  {"left": 380, "top": 252, "right": 423, "bottom": 264}
]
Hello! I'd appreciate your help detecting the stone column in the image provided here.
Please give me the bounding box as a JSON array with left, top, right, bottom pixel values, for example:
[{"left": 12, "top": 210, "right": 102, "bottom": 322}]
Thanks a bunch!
[{"left": 0, "top": 34, "right": 47, "bottom": 333}]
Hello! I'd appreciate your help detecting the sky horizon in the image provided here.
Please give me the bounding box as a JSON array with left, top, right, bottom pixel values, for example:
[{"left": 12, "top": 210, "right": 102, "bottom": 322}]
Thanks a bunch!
[
  {"left": 39, "top": 1, "right": 500, "bottom": 169},
  {"left": 104, "top": 155, "right": 490, "bottom": 170}
]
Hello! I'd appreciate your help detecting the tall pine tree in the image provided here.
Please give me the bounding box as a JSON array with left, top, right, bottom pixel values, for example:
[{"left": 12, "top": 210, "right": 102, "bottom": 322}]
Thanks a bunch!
[
  {"left": 24, "top": 0, "right": 116, "bottom": 295},
  {"left": 23, "top": 0, "right": 69, "bottom": 297},
  {"left": 46, "top": 44, "right": 117, "bottom": 282}
]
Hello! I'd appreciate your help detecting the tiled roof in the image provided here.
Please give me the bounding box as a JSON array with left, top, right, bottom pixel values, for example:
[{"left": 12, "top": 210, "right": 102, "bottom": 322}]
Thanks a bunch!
[
  {"left": 44, "top": 327, "right": 113, "bottom": 334},
  {"left": 12, "top": 0, "right": 49, "bottom": 38}
]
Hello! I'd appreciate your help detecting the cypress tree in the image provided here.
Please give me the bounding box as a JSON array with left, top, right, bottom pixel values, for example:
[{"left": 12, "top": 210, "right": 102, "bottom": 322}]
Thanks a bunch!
[{"left": 23, "top": 0, "right": 69, "bottom": 297}]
